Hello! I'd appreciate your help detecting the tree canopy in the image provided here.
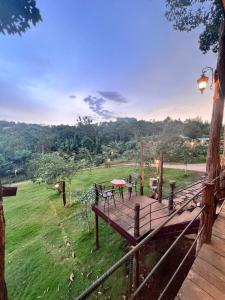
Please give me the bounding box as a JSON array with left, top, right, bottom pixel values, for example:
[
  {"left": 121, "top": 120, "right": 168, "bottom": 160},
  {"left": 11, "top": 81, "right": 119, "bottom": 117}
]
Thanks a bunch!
[
  {"left": 0, "top": 118, "right": 211, "bottom": 182},
  {"left": 165, "top": 0, "right": 224, "bottom": 53},
  {"left": 0, "top": 0, "right": 42, "bottom": 35}
]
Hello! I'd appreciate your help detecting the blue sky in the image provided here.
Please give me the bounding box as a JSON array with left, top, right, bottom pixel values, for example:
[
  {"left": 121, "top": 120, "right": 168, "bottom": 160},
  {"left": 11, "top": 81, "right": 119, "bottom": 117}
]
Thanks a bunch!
[{"left": 0, "top": 0, "right": 216, "bottom": 124}]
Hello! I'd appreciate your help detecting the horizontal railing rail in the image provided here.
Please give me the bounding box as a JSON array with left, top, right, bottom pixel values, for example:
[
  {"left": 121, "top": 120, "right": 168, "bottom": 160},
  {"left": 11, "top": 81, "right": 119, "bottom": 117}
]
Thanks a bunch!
[
  {"left": 131, "top": 205, "right": 205, "bottom": 299},
  {"left": 76, "top": 183, "right": 207, "bottom": 300}
]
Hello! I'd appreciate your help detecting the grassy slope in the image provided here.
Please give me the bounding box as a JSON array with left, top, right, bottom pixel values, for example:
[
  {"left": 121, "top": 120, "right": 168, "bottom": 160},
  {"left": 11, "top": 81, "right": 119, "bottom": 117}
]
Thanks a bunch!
[{"left": 4, "top": 166, "right": 199, "bottom": 300}]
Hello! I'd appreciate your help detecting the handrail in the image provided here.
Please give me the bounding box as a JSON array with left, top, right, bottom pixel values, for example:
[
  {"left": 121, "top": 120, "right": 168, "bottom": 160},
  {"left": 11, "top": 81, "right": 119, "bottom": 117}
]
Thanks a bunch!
[
  {"left": 78, "top": 176, "right": 220, "bottom": 299},
  {"left": 162, "top": 177, "right": 206, "bottom": 200},
  {"left": 139, "top": 200, "right": 159, "bottom": 211},
  {"left": 131, "top": 205, "right": 205, "bottom": 299},
  {"left": 157, "top": 224, "right": 205, "bottom": 300},
  {"left": 76, "top": 186, "right": 205, "bottom": 300}
]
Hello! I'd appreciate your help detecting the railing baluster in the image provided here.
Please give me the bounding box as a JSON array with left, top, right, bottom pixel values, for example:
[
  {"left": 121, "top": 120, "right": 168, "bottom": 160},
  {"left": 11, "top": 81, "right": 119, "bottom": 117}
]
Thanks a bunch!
[{"left": 150, "top": 203, "right": 152, "bottom": 231}]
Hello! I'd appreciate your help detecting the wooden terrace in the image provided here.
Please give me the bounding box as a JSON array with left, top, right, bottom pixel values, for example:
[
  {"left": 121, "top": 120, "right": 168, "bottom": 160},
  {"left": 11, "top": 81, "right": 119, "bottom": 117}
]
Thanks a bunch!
[{"left": 92, "top": 180, "right": 203, "bottom": 246}]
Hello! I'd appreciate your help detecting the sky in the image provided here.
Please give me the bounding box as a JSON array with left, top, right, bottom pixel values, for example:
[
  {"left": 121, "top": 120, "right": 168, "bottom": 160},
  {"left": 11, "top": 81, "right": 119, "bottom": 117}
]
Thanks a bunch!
[{"left": 0, "top": 0, "right": 217, "bottom": 125}]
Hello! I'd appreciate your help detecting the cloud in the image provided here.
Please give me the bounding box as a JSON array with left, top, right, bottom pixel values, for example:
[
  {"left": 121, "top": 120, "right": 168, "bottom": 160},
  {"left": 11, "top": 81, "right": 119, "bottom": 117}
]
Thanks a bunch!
[
  {"left": 84, "top": 96, "right": 114, "bottom": 119},
  {"left": 69, "top": 95, "right": 76, "bottom": 99},
  {"left": 97, "top": 91, "right": 129, "bottom": 103}
]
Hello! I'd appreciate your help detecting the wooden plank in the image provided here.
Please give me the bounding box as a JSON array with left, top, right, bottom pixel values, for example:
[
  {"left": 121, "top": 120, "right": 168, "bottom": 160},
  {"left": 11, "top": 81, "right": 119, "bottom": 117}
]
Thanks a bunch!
[
  {"left": 209, "top": 235, "right": 225, "bottom": 256},
  {"left": 212, "top": 223, "right": 225, "bottom": 236},
  {"left": 192, "top": 257, "right": 225, "bottom": 294},
  {"left": 177, "top": 278, "right": 214, "bottom": 300},
  {"left": 213, "top": 221, "right": 225, "bottom": 232},
  {"left": 2, "top": 186, "right": 17, "bottom": 197},
  {"left": 187, "top": 269, "right": 225, "bottom": 299},
  {"left": 92, "top": 205, "right": 136, "bottom": 245},
  {"left": 216, "top": 215, "right": 225, "bottom": 222},
  {"left": 198, "top": 245, "right": 225, "bottom": 276},
  {"left": 212, "top": 230, "right": 225, "bottom": 241},
  {"left": 214, "top": 217, "right": 225, "bottom": 226}
]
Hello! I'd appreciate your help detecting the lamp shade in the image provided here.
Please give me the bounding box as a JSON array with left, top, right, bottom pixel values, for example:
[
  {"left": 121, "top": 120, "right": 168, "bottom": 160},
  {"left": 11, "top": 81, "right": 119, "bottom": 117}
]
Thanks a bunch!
[{"left": 197, "top": 74, "right": 209, "bottom": 93}]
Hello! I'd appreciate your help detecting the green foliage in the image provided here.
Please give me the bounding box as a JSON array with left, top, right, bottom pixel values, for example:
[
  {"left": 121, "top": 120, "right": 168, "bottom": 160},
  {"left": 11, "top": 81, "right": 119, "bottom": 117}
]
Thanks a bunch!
[
  {"left": 0, "top": 118, "right": 210, "bottom": 182},
  {"left": 165, "top": 0, "right": 224, "bottom": 53},
  {"left": 0, "top": 0, "right": 42, "bottom": 35},
  {"left": 28, "top": 153, "right": 78, "bottom": 185}
]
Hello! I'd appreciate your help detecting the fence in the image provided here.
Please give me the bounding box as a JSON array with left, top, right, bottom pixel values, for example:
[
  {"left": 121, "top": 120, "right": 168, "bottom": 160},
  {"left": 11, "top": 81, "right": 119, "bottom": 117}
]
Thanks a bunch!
[{"left": 76, "top": 175, "right": 220, "bottom": 300}]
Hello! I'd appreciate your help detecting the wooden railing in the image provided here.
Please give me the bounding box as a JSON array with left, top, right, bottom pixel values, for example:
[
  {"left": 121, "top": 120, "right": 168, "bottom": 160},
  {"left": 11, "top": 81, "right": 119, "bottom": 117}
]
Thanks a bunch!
[{"left": 76, "top": 175, "right": 221, "bottom": 300}]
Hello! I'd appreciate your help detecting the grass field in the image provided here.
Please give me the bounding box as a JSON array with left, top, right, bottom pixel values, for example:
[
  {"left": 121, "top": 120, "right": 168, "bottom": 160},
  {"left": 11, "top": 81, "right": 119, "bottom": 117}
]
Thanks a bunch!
[{"left": 4, "top": 166, "right": 200, "bottom": 300}]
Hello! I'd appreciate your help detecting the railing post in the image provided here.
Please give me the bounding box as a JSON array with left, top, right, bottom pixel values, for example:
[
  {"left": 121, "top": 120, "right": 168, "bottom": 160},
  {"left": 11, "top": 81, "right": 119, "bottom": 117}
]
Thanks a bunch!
[
  {"left": 133, "top": 203, "right": 140, "bottom": 291},
  {"left": 168, "top": 180, "right": 176, "bottom": 214},
  {"left": 94, "top": 184, "right": 99, "bottom": 249},
  {"left": 134, "top": 203, "right": 140, "bottom": 238},
  {"left": 94, "top": 213, "right": 99, "bottom": 250},
  {"left": 158, "top": 152, "right": 163, "bottom": 203},
  {"left": 0, "top": 184, "right": 8, "bottom": 300},
  {"left": 62, "top": 180, "right": 66, "bottom": 206},
  {"left": 197, "top": 182, "right": 215, "bottom": 250}
]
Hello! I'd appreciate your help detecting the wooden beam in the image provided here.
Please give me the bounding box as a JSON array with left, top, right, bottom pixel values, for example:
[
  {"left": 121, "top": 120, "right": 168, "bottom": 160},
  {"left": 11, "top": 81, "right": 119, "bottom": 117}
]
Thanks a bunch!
[
  {"left": 94, "top": 213, "right": 99, "bottom": 249},
  {"left": 0, "top": 186, "right": 8, "bottom": 300},
  {"left": 206, "top": 8, "right": 225, "bottom": 182},
  {"left": 197, "top": 182, "right": 215, "bottom": 252},
  {"left": 2, "top": 186, "right": 17, "bottom": 198},
  {"left": 206, "top": 71, "right": 224, "bottom": 181},
  {"left": 92, "top": 205, "right": 136, "bottom": 245}
]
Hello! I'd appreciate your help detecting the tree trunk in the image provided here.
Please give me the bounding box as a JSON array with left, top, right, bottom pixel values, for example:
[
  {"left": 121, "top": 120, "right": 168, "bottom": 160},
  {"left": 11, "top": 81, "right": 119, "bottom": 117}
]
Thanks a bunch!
[
  {"left": 0, "top": 186, "right": 7, "bottom": 300},
  {"left": 207, "top": 21, "right": 225, "bottom": 181},
  {"left": 199, "top": 17, "right": 225, "bottom": 251},
  {"left": 197, "top": 183, "right": 215, "bottom": 252}
]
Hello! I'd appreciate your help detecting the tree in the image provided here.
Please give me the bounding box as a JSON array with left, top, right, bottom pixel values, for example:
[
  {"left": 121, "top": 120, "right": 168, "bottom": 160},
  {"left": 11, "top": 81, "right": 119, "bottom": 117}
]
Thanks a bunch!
[
  {"left": 29, "top": 153, "right": 79, "bottom": 206},
  {"left": 0, "top": 0, "right": 42, "bottom": 35},
  {"left": 165, "top": 0, "right": 225, "bottom": 181},
  {"left": 0, "top": 2, "right": 42, "bottom": 300}
]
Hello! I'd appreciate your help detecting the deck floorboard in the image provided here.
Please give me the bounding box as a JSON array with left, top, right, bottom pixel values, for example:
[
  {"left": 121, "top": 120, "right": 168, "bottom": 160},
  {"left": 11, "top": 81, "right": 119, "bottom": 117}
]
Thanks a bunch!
[{"left": 177, "top": 201, "right": 225, "bottom": 299}]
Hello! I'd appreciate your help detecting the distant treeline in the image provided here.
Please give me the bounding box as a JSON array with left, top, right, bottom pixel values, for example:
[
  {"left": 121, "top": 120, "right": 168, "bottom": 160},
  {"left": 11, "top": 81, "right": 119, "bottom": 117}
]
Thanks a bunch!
[{"left": 0, "top": 117, "right": 210, "bottom": 180}]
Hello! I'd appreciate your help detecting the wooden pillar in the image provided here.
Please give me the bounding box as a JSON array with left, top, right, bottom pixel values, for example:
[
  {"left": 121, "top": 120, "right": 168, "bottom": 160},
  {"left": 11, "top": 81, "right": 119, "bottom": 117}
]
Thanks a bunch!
[
  {"left": 158, "top": 152, "right": 163, "bottom": 203},
  {"left": 62, "top": 181, "right": 66, "bottom": 206},
  {"left": 133, "top": 203, "right": 140, "bottom": 290},
  {"left": 168, "top": 180, "right": 176, "bottom": 214},
  {"left": 94, "top": 213, "right": 99, "bottom": 249},
  {"left": 140, "top": 142, "right": 144, "bottom": 195},
  {"left": 134, "top": 203, "right": 140, "bottom": 238},
  {"left": 0, "top": 185, "right": 8, "bottom": 300},
  {"left": 94, "top": 184, "right": 99, "bottom": 249},
  {"left": 207, "top": 17, "right": 225, "bottom": 182},
  {"left": 197, "top": 182, "right": 215, "bottom": 251}
]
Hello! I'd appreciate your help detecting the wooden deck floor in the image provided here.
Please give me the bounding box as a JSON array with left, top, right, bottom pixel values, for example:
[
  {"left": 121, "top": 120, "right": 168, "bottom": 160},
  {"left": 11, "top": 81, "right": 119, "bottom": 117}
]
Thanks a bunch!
[
  {"left": 93, "top": 184, "right": 203, "bottom": 244},
  {"left": 177, "top": 202, "right": 225, "bottom": 300},
  {"left": 94, "top": 192, "right": 169, "bottom": 237}
]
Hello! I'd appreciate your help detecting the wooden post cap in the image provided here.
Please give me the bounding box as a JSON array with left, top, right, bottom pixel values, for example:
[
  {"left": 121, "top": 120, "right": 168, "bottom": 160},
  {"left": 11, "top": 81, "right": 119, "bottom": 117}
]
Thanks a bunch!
[{"left": 169, "top": 180, "right": 176, "bottom": 188}]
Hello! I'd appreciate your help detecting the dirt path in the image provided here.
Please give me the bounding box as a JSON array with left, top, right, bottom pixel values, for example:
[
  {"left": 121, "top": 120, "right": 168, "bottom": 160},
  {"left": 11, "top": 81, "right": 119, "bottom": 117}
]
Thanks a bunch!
[
  {"left": 112, "top": 162, "right": 206, "bottom": 173},
  {"left": 163, "top": 163, "right": 206, "bottom": 173}
]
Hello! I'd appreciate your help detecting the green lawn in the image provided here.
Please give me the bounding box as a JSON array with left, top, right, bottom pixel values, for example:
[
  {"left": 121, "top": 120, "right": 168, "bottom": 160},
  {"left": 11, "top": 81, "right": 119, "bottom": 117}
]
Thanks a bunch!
[{"left": 4, "top": 166, "right": 200, "bottom": 300}]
